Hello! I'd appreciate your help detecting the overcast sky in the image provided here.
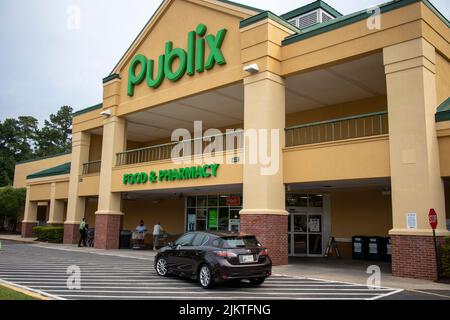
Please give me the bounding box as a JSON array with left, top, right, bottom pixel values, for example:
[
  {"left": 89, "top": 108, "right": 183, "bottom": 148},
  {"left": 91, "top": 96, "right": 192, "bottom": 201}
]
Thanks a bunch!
[{"left": 0, "top": 0, "right": 449, "bottom": 124}]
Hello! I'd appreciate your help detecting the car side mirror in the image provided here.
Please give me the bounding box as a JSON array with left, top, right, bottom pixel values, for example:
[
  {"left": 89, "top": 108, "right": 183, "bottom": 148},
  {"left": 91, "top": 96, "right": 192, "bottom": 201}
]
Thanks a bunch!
[{"left": 168, "top": 242, "right": 174, "bottom": 248}]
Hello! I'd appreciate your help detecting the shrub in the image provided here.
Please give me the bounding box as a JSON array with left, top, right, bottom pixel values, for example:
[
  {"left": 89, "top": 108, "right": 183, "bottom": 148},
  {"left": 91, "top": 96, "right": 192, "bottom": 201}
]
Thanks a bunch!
[
  {"left": 33, "top": 226, "right": 64, "bottom": 243},
  {"left": 442, "top": 237, "right": 450, "bottom": 278}
]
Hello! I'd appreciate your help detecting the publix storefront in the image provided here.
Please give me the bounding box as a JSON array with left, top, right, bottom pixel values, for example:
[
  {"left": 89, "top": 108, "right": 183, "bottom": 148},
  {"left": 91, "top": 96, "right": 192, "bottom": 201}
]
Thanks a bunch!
[{"left": 16, "top": 0, "right": 450, "bottom": 281}]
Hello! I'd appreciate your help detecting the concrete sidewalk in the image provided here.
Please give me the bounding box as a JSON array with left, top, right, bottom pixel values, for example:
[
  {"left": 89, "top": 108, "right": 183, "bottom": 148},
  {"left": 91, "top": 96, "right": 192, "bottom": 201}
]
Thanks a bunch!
[
  {"left": 273, "top": 258, "right": 450, "bottom": 292},
  {"left": 0, "top": 234, "right": 37, "bottom": 243},
  {"left": 2, "top": 234, "right": 449, "bottom": 294},
  {"left": 0, "top": 234, "right": 157, "bottom": 260}
]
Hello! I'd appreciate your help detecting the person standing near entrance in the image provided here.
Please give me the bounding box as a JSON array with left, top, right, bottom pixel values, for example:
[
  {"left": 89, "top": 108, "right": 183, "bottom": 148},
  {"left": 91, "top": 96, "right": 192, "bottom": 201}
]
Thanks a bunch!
[
  {"left": 153, "top": 222, "right": 164, "bottom": 251},
  {"left": 78, "top": 218, "right": 87, "bottom": 248}
]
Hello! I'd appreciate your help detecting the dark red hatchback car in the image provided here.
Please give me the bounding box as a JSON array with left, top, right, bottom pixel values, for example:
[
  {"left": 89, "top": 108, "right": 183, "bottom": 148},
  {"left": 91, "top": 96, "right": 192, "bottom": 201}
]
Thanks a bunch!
[{"left": 154, "top": 231, "right": 272, "bottom": 289}]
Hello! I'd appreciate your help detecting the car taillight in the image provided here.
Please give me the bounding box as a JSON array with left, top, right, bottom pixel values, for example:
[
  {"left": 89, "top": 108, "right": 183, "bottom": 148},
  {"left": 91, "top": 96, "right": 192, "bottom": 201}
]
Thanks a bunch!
[
  {"left": 214, "top": 251, "right": 238, "bottom": 258},
  {"left": 260, "top": 248, "right": 269, "bottom": 256}
]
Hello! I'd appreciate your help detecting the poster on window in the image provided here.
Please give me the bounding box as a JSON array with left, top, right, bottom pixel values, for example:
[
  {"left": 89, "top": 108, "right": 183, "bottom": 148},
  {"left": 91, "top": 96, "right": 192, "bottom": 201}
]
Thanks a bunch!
[
  {"left": 187, "top": 214, "right": 196, "bottom": 232},
  {"left": 308, "top": 218, "right": 321, "bottom": 233},
  {"left": 208, "top": 209, "right": 218, "bottom": 229}
]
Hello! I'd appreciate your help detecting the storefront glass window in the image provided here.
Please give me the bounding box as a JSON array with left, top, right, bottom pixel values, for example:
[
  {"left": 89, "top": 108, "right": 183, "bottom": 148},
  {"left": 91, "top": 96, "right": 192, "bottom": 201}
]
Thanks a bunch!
[
  {"left": 187, "top": 197, "right": 196, "bottom": 208},
  {"left": 294, "top": 235, "right": 307, "bottom": 255},
  {"left": 309, "top": 195, "right": 323, "bottom": 207},
  {"left": 286, "top": 194, "right": 308, "bottom": 207},
  {"left": 197, "top": 196, "right": 207, "bottom": 208},
  {"left": 196, "top": 208, "right": 207, "bottom": 219},
  {"left": 186, "top": 194, "right": 242, "bottom": 232},
  {"left": 309, "top": 234, "right": 322, "bottom": 255},
  {"left": 208, "top": 195, "right": 218, "bottom": 207}
]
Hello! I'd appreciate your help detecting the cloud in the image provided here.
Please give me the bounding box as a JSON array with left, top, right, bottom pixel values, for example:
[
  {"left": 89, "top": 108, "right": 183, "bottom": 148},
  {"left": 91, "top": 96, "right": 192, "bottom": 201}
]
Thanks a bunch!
[{"left": 0, "top": 0, "right": 448, "bottom": 124}]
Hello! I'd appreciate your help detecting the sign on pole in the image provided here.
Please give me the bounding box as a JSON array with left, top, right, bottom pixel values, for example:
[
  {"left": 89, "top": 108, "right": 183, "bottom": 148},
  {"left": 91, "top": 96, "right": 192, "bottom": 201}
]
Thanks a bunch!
[
  {"left": 429, "top": 208, "right": 440, "bottom": 280},
  {"left": 429, "top": 208, "right": 438, "bottom": 230}
]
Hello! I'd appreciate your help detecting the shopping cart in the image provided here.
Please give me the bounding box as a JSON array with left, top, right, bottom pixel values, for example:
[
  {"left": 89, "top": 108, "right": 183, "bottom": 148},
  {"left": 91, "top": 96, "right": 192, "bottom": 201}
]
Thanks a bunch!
[{"left": 86, "top": 228, "right": 95, "bottom": 247}]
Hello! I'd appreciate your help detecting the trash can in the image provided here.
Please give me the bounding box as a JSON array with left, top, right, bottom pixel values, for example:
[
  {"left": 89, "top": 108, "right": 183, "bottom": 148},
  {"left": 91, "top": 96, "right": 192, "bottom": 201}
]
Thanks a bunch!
[
  {"left": 119, "top": 230, "right": 132, "bottom": 249},
  {"left": 385, "top": 237, "right": 392, "bottom": 262},
  {"left": 367, "top": 237, "right": 385, "bottom": 261},
  {"left": 352, "top": 236, "right": 368, "bottom": 260}
]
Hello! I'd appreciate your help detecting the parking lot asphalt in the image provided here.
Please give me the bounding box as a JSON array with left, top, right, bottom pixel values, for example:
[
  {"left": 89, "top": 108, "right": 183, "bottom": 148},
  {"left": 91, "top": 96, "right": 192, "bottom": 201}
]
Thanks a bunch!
[{"left": 0, "top": 240, "right": 448, "bottom": 300}]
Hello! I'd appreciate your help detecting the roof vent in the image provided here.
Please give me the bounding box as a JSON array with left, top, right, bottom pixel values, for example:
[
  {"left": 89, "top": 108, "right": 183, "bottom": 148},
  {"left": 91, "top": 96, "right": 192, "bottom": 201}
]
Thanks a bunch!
[{"left": 282, "top": 1, "right": 342, "bottom": 30}]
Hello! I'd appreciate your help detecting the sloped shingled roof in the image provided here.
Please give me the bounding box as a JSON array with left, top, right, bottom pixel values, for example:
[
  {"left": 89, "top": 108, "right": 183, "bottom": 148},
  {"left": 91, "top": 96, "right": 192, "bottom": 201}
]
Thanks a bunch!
[{"left": 27, "top": 163, "right": 71, "bottom": 180}]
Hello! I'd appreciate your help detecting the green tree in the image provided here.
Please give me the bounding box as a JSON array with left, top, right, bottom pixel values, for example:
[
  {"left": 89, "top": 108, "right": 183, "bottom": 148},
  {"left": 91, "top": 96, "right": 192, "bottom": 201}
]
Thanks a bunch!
[
  {"left": 0, "top": 117, "right": 38, "bottom": 186},
  {"left": 0, "top": 187, "right": 26, "bottom": 231},
  {"left": 35, "top": 106, "right": 73, "bottom": 157}
]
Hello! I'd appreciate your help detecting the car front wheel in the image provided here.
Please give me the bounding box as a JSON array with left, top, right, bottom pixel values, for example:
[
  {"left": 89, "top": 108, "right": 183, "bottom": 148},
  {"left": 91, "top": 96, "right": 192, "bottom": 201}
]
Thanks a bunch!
[
  {"left": 249, "top": 277, "right": 266, "bottom": 286},
  {"left": 199, "top": 264, "right": 215, "bottom": 289},
  {"left": 156, "top": 257, "right": 169, "bottom": 277}
]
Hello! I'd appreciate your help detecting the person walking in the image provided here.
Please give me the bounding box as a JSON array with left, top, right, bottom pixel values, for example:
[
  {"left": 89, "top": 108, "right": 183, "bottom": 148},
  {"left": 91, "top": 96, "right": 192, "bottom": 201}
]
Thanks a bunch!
[
  {"left": 78, "top": 218, "right": 88, "bottom": 248},
  {"left": 152, "top": 222, "right": 164, "bottom": 251}
]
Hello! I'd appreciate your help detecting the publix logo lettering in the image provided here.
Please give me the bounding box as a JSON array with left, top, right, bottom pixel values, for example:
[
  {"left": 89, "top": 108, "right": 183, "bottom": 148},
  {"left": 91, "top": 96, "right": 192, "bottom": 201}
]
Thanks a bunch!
[{"left": 128, "top": 24, "right": 227, "bottom": 96}]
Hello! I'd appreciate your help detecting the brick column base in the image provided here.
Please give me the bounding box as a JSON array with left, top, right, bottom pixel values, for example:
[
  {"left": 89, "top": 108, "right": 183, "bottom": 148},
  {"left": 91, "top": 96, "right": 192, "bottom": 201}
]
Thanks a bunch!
[
  {"left": 240, "top": 214, "right": 288, "bottom": 266},
  {"left": 94, "top": 214, "right": 121, "bottom": 250},
  {"left": 391, "top": 235, "right": 445, "bottom": 281},
  {"left": 21, "top": 222, "right": 37, "bottom": 238},
  {"left": 64, "top": 223, "right": 80, "bottom": 244}
]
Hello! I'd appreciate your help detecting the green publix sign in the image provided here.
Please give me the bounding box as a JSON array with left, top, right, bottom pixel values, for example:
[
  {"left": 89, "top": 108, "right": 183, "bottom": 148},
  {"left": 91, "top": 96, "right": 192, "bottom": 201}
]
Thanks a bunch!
[
  {"left": 123, "top": 164, "right": 220, "bottom": 185},
  {"left": 128, "top": 24, "right": 227, "bottom": 96}
]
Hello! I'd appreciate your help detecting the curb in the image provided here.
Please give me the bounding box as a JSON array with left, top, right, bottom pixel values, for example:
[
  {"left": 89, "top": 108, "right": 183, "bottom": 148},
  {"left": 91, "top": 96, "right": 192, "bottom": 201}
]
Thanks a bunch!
[
  {"left": 0, "top": 237, "right": 38, "bottom": 244},
  {"left": 0, "top": 279, "right": 50, "bottom": 300}
]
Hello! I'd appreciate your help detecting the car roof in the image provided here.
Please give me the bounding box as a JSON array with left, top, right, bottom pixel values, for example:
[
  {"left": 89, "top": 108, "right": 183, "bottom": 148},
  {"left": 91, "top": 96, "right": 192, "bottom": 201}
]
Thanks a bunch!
[{"left": 192, "top": 231, "right": 255, "bottom": 238}]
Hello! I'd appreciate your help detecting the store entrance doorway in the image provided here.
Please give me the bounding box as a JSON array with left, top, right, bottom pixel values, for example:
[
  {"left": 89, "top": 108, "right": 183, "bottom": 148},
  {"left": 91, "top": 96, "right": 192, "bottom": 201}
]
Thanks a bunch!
[
  {"left": 286, "top": 193, "right": 325, "bottom": 257},
  {"left": 288, "top": 210, "right": 323, "bottom": 256}
]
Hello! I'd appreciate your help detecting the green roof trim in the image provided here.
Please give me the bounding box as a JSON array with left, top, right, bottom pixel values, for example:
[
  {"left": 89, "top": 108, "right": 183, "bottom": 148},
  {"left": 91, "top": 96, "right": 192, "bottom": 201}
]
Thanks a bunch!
[
  {"left": 436, "top": 97, "right": 450, "bottom": 122},
  {"left": 240, "top": 11, "right": 301, "bottom": 33},
  {"left": 216, "top": 0, "right": 263, "bottom": 13},
  {"left": 103, "top": 73, "right": 121, "bottom": 84},
  {"left": 27, "top": 162, "right": 71, "bottom": 180},
  {"left": 73, "top": 103, "right": 103, "bottom": 117},
  {"left": 281, "top": 0, "right": 343, "bottom": 20},
  {"left": 16, "top": 152, "right": 71, "bottom": 165},
  {"left": 282, "top": 0, "right": 450, "bottom": 46}
]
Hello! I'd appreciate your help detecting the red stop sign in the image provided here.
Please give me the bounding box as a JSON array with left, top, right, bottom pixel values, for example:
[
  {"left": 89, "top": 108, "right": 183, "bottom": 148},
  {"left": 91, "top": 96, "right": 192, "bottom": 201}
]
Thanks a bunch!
[{"left": 429, "top": 209, "right": 438, "bottom": 230}]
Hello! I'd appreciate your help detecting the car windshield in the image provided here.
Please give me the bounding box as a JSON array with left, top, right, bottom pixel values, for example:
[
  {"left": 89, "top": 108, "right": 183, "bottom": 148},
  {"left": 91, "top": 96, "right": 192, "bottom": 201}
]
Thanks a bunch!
[{"left": 219, "top": 236, "right": 261, "bottom": 249}]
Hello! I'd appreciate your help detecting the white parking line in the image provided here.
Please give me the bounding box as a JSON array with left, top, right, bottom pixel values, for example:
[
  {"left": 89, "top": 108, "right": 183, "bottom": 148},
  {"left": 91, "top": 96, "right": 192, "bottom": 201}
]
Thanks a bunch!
[
  {"left": 41, "top": 289, "right": 383, "bottom": 296},
  {"left": 56, "top": 295, "right": 368, "bottom": 300}
]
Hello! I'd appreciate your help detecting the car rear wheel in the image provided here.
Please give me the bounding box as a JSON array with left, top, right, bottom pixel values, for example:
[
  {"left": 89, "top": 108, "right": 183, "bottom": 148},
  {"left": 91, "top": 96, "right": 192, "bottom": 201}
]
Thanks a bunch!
[
  {"left": 249, "top": 277, "right": 266, "bottom": 286},
  {"left": 156, "top": 257, "right": 169, "bottom": 277},
  {"left": 199, "top": 264, "right": 215, "bottom": 289}
]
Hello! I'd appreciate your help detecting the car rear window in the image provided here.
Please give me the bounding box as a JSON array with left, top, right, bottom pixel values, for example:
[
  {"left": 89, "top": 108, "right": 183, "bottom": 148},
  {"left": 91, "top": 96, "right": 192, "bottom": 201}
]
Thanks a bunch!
[{"left": 217, "top": 236, "right": 261, "bottom": 249}]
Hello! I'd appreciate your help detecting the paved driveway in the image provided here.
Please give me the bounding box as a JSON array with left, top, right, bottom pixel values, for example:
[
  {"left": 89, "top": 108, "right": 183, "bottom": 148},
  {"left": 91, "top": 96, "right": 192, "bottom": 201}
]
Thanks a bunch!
[{"left": 0, "top": 240, "right": 427, "bottom": 300}]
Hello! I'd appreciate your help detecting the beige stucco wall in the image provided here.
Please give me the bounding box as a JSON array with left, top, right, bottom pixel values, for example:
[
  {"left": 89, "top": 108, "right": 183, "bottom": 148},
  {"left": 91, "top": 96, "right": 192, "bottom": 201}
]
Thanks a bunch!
[
  {"left": 29, "top": 184, "right": 51, "bottom": 201},
  {"left": 122, "top": 198, "right": 185, "bottom": 236},
  {"left": 85, "top": 197, "right": 98, "bottom": 227},
  {"left": 331, "top": 188, "right": 393, "bottom": 258},
  {"left": 14, "top": 154, "right": 71, "bottom": 189},
  {"left": 284, "top": 135, "right": 390, "bottom": 184},
  {"left": 445, "top": 180, "right": 450, "bottom": 220},
  {"left": 111, "top": 151, "right": 243, "bottom": 193},
  {"left": 281, "top": 2, "right": 449, "bottom": 78},
  {"left": 286, "top": 96, "right": 387, "bottom": 127},
  {"left": 55, "top": 182, "right": 69, "bottom": 200},
  {"left": 89, "top": 134, "right": 103, "bottom": 162},
  {"left": 72, "top": 108, "right": 103, "bottom": 134},
  {"left": 436, "top": 53, "right": 450, "bottom": 106},
  {"left": 331, "top": 189, "right": 393, "bottom": 238},
  {"left": 78, "top": 175, "right": 100, "bottom": 197},
  {"left": 114, "top": 0, "right": 251, "bottom": 116},
  {"left": 439, "top": 135, "right": 450, "bottom": 177}
]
